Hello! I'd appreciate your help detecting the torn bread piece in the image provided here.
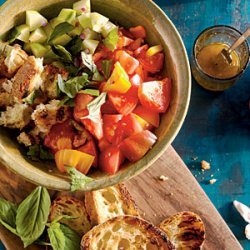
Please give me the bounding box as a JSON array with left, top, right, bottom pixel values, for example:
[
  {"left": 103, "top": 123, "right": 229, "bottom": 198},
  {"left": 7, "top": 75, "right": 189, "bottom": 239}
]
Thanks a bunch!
[
  {"left": 0, "top": 43, "right": 28, "bottom": 78},
  {"left": 85, "top": 184, "right": 139, "bottom": 226},
  {"left": 49, "top": 195, "right": 91, "bottom": 236},
  {"left": 159, "top": 211, "right": 205, "bottom": 250},
  {"left": 81, "top": 215, "right": 174, "bottom": 250}
]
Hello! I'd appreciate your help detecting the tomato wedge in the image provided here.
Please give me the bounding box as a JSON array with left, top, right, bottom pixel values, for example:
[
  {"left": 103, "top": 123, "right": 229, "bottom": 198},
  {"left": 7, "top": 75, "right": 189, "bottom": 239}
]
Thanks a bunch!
[
  {"left": 44, "top": 120, "right": 76, "bottom": 154},
  {"left": 116, "top": 50, "right": 139, "bottom": 75},
  {"left": 108, "top": 92, "right": 138, "bottom": 116},
  {"left": 55, "top": 149, "right": 94, "bottom": 174},
  {"left": 103, "top": 114, "right": 123, "bottom": 143},
  {"left": 139, "top": 52, "right": 164, "bottom": 73},
  {"left": 74, "top": 93, "right": 94, "bottom": 121},
  {"left": 98, "top": 137, "right": 111, "bottom": 152},
  {"left": 99, "top": 146, "right": 124, "bottom": 174},
  {"left": 120, "top": 130, "right": 157, "bottom": 162},
  {"left": 129, "top": 26, "right": 146, "bottom": 39},
  {"left": 78, "top": 140, "right": 98, "bottom": 167},
  {"left": 101, "top": 99, "right": 118, "bottom": 114},
  {"left": 138, "top": 78, "right": 171, "bottom": 113}
]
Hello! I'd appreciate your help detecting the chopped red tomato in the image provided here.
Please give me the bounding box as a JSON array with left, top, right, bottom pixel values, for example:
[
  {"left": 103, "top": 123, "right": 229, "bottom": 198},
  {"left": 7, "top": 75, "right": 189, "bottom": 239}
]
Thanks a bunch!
[
  {"left": 108, "top": 92, "right": 138, "bottom": 116},
  {"left": 98, "top": 137, "right": 111, "bottom": 152},
  {"left": 112, "top": 113, "right": 143, "bottom": 145},
  {"left": 120, "top": 130, "right": 157, "bottom": 162},
  {"left": 99, "top": 146, "right": 124, "bottom": 174},
  {"left": 44, "top": 120, "right": 76, "bottom": 154},
  {"left": 133, "top": 105, "right": 160, "bottom": 127},
  {"left": 134, "top": 44, "right": 149, "bottom": 57},
  {"left": 138, "top": 78, "right": 171, "bottom": 113},
  {"left": 117, "top": 36, "right": 133, "bottom": 49},
  {"left": 101, "top": 99, "right": 118, "bottom": 114},
  {"left": 129, "top": 73, "right": 143, "bottom": 97},
  {"left": 116, "top": 50, "right": 139, "bottom": 75},
  {"left": 74, "top": 93, "right": 94, "bottom": 121},
  {"left": 129, "top": 26, "right": 146, "bottom": 39},
  {"left": 78, "top": 140, "right": 98, "bottom": 167},
  {"left": 103, "top": 114, "right": 123, "bottom": 143},
  {"left": 119, "top": 27, "right": 134, "bottom": 39},
  {"left": 138, "top": 52, "right": 164, "bottom": 73},
  {"left": 128, "top": 38, "right": 144, "bottom": 51}
]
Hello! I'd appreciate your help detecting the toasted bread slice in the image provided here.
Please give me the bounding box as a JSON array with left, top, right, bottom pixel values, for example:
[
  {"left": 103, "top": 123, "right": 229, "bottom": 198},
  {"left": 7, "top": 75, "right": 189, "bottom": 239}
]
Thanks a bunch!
[
  {"left": 85, "top": 184, "right": 139, "bottom": 226},
  {"left": 159, "top": 211, "right": 205, "bottom": 250},
  {"left": 81, "top": 215, "right": 174, "bottom": 249},
  {"left": 49, "top": 195, "right": 91, "bottom": 236}
]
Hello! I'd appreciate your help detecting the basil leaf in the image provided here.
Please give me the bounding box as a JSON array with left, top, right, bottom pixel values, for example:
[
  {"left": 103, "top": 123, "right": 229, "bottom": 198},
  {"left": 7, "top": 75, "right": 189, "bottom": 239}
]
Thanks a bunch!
[
  {"left": 81, "top": 92, "right": 107, "bottom": 123},
  {"left": 65, "top": 167, "right": 93, "bottom": 192},
  {"left": 81, "top": 51, "right": 96, "bottom": 72},
  {"left": 59, "top": 96, "right": 75, "bottom": 107},
  {"left": 0, "top": 219, "right": 18, "bottom": 236},
  {"left": 48, "top": 222, "right": 65, "bottom": 250},
  {"left": 58, "top": 74, "right": 89, "bottom": 98},
  {"left": 51, "top": 215, "right": 78, "bottom": 224},
  {"left": 52, "top": 45, "right": 73, "bottom": 63},
  {"left": 79, "top": 89, "right": 100, "bottom": 96},
  {"left": 7, "top": 27, "right": 21, "bottom": 44},
  {"left": 27, "top": 145, "right": 54, "bottom": 161},
  {"left": 92, "top": 69, "right": 104, "bottom": 82},
  {"left": 66, "top": 36, "right": 82, "bottom": 56},
  {"left": 48, "top": 22, "right": 74, "bottom": 43},
  {"left": 16, "top": 186, "right": 51, "bottom": 247},
  {"left": 103, "top": 28, "right": 119, "bottom": 51},
  {"left": 60, "top": 224, "right": 81, "bottom": 250},
  {"left": 0, "top": 197, "right": 17, "bottom": 227},
  {"left": 102, "top": 59, "right": 113, "bottom": 79}
]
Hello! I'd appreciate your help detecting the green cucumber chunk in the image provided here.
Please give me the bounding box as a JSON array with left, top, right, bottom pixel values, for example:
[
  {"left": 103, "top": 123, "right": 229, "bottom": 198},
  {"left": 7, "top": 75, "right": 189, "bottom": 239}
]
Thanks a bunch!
[
  {"left": 26, "top": 10, "right": 48, "bottom": 31},
  {"left": 82, "top": 39, "right": 99, "bottom": 54},
  {"left": 101, "top": 21, "right": 117, "bottom": 38},
  {"left": 29, "top": 28, "right": 47, "bottom": 43},
  {"left": 78, "top": 14, "right": 92, "bottom": 29},
  {"left": 51, "top": 34, "right": 72, "bottom": 46},
  {"left": 90, "top": 12, "right": 109, "bottom": 33},
  {"left": 73, "top": 0, "right": 91, "bottom": 15},
  {"left": 58, "top": 8, "right": 76, "bottom": 24},
  {"left": 30, "top": 43, "right": 49, "bottom": 57},
  {"left": 15, "top": 24, "right": 30, "bottom": 43}
]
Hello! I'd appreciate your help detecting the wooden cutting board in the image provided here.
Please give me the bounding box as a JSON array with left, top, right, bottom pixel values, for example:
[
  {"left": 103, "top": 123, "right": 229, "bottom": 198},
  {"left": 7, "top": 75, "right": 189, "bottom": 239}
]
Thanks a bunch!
[{"left": 0, "top": 146, "right": 242, "bottom": 250}]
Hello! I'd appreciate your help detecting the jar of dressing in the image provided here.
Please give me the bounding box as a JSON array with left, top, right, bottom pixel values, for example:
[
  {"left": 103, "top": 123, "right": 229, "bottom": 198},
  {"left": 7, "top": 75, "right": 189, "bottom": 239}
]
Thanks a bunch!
[{"left": 191, "top": 25, "right": 249, "bottom": 91}]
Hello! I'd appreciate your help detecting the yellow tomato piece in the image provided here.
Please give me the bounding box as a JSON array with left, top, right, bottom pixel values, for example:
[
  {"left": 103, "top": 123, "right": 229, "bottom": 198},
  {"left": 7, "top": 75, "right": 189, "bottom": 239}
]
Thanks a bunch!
[
  {"left": 55, "top": 149, "right": 95, "bottom": 174},
  {"left": 146, "top": 45, "right": 163, "bottom": 57},
  {"left": 103, "top": 62, "right": 131, "bottom": 94}
]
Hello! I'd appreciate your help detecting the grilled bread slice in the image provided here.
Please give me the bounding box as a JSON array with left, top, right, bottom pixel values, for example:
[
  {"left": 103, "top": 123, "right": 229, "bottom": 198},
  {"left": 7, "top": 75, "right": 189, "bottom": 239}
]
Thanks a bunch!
[
  {"left": 81, "top": 215, "right": 174, "bottom": 250},
  {"left": 159, "top": 211, "right": 205, "bottom": 250},
  {"left": 85, "top": 184, "right": 139, "bottom": 226},
  {"left": 49, "top": 195, "right": 91, "bottom": 236}
]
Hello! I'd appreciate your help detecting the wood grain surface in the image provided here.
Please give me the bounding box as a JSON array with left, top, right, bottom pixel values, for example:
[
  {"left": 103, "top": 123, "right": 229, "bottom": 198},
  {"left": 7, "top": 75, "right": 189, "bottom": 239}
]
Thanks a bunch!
[{"left": 0, "top": 146, "right": 242, "bottom": 250}]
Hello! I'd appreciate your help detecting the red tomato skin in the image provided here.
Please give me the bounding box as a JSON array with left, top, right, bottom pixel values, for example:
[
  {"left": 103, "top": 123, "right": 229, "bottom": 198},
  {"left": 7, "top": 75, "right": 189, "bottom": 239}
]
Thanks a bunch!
[
  {"left": 129, "top": 26, "right": 146, "bottom": 39},
  {"left": 108, "top": 92, "right": 138, "bottom": 116},
  {"left": 101, "top": 99, "right": 118, "bottom": 114},
  {"left": 120, "top": 130, "right": 157, "bottom": 162},
  {"left": 99, "top": 146, "right": 124, "bottom": 174},
  {"left": 77, "top": 140, "right": 98, "bottom": 167},
  {"left": 128, "top": 38, "right": 144, "bottom": 51},
  {"left": 138, "top": 53, "right": 164, "bottom": 73},
  {"left": 138, "top": 78, "right": 172, "bottom": 113},
  {"left": 98, "top": 137, "right": 111, "bottom": 152},
  {"left": 103, "top": 114, "right": 123, "bottom": 143}
]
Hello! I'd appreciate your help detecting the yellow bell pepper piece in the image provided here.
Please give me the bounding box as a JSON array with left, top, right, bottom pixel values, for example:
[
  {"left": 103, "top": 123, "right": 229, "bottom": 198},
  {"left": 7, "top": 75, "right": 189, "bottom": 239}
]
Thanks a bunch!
[{"left": 146, "top": 45, "right": 163, "bottom": 57}]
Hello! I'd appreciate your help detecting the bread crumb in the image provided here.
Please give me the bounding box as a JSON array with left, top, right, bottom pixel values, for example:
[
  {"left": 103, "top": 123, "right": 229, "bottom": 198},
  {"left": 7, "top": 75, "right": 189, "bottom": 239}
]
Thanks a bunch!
[
  {"left": 201, "top": 160, "right": 210, "bottom": 170},
  {"left": 159, "top": 175, "right": 169, "bottom": 181},
  {"left": 209, "top": 179, "right": 217, "bottom": 184}
]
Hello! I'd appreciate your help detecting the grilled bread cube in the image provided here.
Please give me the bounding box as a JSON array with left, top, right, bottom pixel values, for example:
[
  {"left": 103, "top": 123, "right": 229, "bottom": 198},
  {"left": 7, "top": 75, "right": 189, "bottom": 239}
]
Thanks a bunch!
[
  {"left": 81, "top": 215, "right": 174, "bottom": 250},
  {"left": 159, "top": 211, "right": 205, "bottom": 250},
  {"left": 85, "top": 184, "right": 139, "bottom": 226},
  {"left": 49, "top": 195, "right": 91, "bottom": 236}
]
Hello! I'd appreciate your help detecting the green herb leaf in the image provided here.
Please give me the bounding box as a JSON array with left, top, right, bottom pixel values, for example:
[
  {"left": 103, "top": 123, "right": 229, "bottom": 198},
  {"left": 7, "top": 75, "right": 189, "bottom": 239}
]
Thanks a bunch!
[
  {"left": 60, "top": 224, "right": 81, "bottom": 250},
  {"left": 79, "top": 89, "right": 100, "bottom": 96},
  {"left": 81, "top": 92, "right": 107, "bottom": 123},
  {"left": 23, "top": 90, "right": 40, "bottom": 105},
  {"left": 65, "top": 167, "right": 93, "bottom": 192},
  {"left": 0, "top": 197, "right": 17, "bottom": 228},
  {"left": 35, "top": 239, "right": 51, "bottom": 246},
  {"left": 48, "top": 222, "right": 65, "bottom": 250},
  {"left": 0, "top": 219, "right": 18, "bottom": 236},
  {"left": 103, "top": 28, "right": 119, "bottom": 51},
  {"left": 58, "top": 74, "right": 89, "bottom": 98},
  {"left": 59, "top": 96, "right": 75, "bottom": 107},
  {"left": 81, "top": 51, "right": 96, "bottom": 72},
  {"left": 7, "top": 27, "right": 21, "bottom": 44},
  {"left": 51, "top": 215, "right": 78, "bottom": 224},
  {"left": 16, "top": 186, "right": 51, "bottom": 247},
  {"left": 52, "top": 45, "right": 73, "bottom": 63},
  {"left": 27, "top": 145, "right": 54, "bottom": 161},
  {"left": 102, "top": 60, "right": 113, "bottom": 79},
  {"left": 92, "top": 69, "right": 104, "bottom": 82},
  {"left": 48, "top": 22, "right": 74, "bottom": 43},
  {"left": 66, "top": 36, "right": 82, "bottom": 56}
]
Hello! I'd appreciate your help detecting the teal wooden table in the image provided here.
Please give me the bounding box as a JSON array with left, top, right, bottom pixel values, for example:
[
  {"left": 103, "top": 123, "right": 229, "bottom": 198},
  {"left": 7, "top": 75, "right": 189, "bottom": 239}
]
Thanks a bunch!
[{"left": 0, "top": 0, "right": 249, "bottom": 249}]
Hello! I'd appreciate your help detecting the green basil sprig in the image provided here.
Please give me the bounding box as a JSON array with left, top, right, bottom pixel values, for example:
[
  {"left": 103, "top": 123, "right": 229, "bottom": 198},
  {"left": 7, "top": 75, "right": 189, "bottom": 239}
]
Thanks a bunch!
[
  {"left": 48, "top": 22, "right": 74, "bottom": 43},
  {"left": 52, "top": 45, "right": 73, "bottom": 63},
  {"left": 48, "top": 222, "right": 66, "bottom": 250}
]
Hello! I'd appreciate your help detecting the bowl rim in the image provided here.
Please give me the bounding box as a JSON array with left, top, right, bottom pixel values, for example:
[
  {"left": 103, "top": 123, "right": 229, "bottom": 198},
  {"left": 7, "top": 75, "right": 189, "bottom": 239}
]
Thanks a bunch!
[{"left": 0, "top": 0, "right": 191, "bottom": 191}]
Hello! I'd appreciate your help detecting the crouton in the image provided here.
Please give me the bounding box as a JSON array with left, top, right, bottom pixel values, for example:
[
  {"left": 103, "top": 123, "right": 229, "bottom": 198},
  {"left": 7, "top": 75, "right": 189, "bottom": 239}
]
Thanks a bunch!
[
  {"left": 31, "top": 100, "right": 71, "bottom": 134},
  {"left": 0, "top": 43, "right": 28, "bottom": 78},
  {"left": 41, "top": 64, "right": 68, "bottom": 99},
  {"left": 17, "top": 132, "right": 33, "bottom": 147},
  {"left": 0, "top": 78, "right": 16, "bottom": 107},
  {"left": 0, "top": 103, "right": 32, "bottom": 129},
  {"left": 12, "top": 56, "right": 44, "bottom": 99}
]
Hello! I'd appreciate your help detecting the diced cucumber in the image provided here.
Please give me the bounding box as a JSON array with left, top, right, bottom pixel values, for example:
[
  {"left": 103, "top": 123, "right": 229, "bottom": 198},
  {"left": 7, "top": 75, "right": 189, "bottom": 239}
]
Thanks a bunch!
[
  {"left": 68, "top": 26, "right": 83, "bottom": 37},
  {"left": 82, "top": 28, "right": 99, "bottom": 40},
  {"left": 23, "top": 43, "right": 32, "bottom": 54},
  {"left": 78, "top": 14, "right": 91, "bottom": 29},
  {"left": 49, "top": 17, "right": 64, "bottom": 29},
  {"left": 51, "top": 34, "right": 72, "bottom": 46},
  {"left": 82, "top": 39, "right": 99, "bottom": 54},
  {"left": 101, "top": 21, "right": 117, "bottom": 38},
  {"left": 30, "top": 43, "right": 49, "bottom": 58},
  {"left": 29, "top": 28, "right": 47, "bottom": 43},
  {"left": 15, "top": 24, "right": 30, "bottom": 43},
  {"left": 44, "top": 48, "right": 59, "bottom": 60},
  {"left": 90, "top": 12, "right": 109, "bottom": 33},
  {"left": 26, "top": 10, "right": 48, "bottom": 31},
  {"left": 73, "top": 0, "right": 91, "bottom": 15},
  {"left": 58, "top": 8, "right": 76, "bottom": 24},
  {"left": 43, "top": 23, "right": 53, "bottom": 37}
]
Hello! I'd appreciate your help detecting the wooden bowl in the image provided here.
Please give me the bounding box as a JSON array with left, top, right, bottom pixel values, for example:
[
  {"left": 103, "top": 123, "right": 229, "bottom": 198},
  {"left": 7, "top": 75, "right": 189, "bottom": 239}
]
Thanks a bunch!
[{"left": 0, "top": 0, "right": 191, "bottom": 191}]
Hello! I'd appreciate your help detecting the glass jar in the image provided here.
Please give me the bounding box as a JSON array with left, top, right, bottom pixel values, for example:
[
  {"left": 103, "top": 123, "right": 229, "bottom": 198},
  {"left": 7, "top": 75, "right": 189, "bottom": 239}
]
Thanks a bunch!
[{"left": 191, "top": 25, "right": 249, "bottom": 91}]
